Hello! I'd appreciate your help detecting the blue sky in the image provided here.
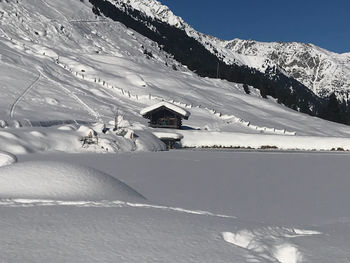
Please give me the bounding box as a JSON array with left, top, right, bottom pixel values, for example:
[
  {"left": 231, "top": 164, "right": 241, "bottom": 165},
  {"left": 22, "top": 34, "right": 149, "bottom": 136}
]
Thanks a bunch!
[{"left": 161, "top": 0, "right": 350, "bottom": 53}]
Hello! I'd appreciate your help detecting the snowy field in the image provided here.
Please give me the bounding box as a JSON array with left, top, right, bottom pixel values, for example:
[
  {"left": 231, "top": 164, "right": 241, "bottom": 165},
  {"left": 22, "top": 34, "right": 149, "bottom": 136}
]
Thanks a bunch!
[
  {"left": 0, "top": 0, "right": 350, "bottom": 262},
  {"left": 0, "top": 150, "right": 347, "bottom": 262}
]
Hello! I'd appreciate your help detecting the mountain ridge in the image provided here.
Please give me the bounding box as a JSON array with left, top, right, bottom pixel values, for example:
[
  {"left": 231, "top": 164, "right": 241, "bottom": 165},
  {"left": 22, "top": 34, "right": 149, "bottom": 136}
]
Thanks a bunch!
[
  {"left": 0, "top": 0, "right": 349, "bottom": 133},
  {"left": 224, "top": 39, "right": 350, "bottom": 100},
  {"left": 90, "top": 0, "right": 350, "bottom": 124},
  {"left": 110, "top": 0, "right": 350, "bottom": 102}
]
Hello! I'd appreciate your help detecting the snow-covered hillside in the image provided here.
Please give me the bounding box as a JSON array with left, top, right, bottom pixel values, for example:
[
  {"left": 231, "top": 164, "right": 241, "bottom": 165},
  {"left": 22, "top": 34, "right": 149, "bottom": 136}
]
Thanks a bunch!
[
  {"left": 224, "top": 39, "right": 350, "bottom": 100},
  {"left": 1, "top": 1, "right": 350, "bottom": 262},
  {"left": 108, "top": 0, "right": 350, "bottom": 102},
  {"left": 1, "top": 0, "right": 350, "bottom": 155}
]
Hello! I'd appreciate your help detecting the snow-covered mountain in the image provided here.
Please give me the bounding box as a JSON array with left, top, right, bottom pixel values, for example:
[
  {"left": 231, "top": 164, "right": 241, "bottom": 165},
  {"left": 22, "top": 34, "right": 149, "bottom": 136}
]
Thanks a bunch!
[
  {"left": 224, "top": 39, "right": 350, "bottom": 100},
  {"left": 107, "top": 0, "right": 350, "bottom": 103},
  {"left": 2, "top": 1, "right": 350, "bottom": 262},
  {"left": 0, "top": 0, "right": 349, "bottom": 152}
]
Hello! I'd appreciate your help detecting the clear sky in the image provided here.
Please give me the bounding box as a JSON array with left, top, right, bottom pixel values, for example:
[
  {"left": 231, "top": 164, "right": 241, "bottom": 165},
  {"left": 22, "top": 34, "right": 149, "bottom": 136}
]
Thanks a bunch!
[{"left": 160, "top": 0, "right": 350, "bottom": 54}]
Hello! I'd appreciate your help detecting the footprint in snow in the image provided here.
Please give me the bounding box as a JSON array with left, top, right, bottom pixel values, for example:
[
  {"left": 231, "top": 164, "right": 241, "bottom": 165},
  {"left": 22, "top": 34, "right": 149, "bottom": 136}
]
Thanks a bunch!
[{"left": 222, "top": 227, "right": 321, "bottom": 263}]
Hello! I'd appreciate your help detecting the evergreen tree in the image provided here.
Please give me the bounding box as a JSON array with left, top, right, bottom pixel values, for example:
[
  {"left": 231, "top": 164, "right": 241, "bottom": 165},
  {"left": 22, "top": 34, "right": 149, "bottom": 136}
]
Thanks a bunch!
[
  {"left": 243, "top": 84, "right": 250, "bottom": 95},
  {"left": 320, "top": 93, "right": 347, "bottom": 124}
]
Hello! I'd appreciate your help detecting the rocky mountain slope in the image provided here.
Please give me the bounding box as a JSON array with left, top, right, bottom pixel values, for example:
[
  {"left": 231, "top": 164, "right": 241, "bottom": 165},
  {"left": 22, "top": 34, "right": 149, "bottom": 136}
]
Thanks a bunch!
[
  {"left": 115, "top": 0, "right": 350, "bottom": 101},
  {"left": 0, "top": 0, "right": 350, "bottom": 147},
  {"left": 99, "top": 0, "right": 350, "bottom": 118},
  {"left": 224, "top": 39, "right": 350, "bottom": 100}
]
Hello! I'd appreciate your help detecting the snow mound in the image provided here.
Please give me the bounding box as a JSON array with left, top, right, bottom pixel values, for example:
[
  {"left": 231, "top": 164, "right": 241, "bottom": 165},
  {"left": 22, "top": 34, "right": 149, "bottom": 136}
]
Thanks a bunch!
[
  {"left": 0, "top": 161, "right": 146, "bottom": 201},
  {"left": 134, "top": 130, "right": 167, "bottom": 151},
  {"left": 0, "top": 151, "right": 17, "bottom": 167}
]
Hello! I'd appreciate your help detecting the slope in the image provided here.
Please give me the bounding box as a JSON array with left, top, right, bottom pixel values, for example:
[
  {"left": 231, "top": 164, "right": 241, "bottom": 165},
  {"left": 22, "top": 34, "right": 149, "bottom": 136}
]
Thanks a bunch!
[
  {"left": 225, "top": 39, "right": 350, "bottom": 100},
  {"left": 115, "top": 0, "right": 350, "bottom": 102},
  {"left": 92, "top": 0, "right": 350, "bottom": 124},
  {"left": 89, "top": 0, "right": 326, "bottom": 119},
  {"left": 0, "top": 0, "right": 350, "bottom": 155}
]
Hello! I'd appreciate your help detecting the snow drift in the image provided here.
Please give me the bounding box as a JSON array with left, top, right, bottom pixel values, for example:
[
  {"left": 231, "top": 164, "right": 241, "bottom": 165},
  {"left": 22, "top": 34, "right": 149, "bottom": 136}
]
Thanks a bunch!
[
  {"left": 0, "top": 151, "right": 17, "bottom": 167},
  {"left": 0, "top": 161, "right": 146, "bottom": 201}
]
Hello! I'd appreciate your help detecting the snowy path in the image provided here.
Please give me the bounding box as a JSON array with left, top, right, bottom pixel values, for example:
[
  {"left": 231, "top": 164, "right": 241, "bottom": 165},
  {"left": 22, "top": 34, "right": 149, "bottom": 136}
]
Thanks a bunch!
[
  {"left": 0, "top": 198, "right": 236, "bottom": 219},
  {"left": 9, "top": 73, "right": 41, "bottom": 118},
  {"left": 58, "top": 84, "right": 102, "bottom": 122}
]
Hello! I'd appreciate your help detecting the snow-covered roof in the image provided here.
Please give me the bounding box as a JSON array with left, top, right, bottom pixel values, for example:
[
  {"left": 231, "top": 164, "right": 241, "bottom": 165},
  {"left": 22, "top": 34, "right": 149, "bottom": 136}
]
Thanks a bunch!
[
  {"left": 152, "top": 131, "right": 184, "bottom": 140},
  {"left": 140, "top": 102, "right": 191, "bottom": 118}
]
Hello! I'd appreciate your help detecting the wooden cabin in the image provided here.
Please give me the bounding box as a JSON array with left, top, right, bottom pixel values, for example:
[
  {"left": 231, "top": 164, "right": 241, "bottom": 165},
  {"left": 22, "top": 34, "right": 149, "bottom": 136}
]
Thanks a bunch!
[{"left": 140, "top": 102, "right": 191, "bottom": 129}]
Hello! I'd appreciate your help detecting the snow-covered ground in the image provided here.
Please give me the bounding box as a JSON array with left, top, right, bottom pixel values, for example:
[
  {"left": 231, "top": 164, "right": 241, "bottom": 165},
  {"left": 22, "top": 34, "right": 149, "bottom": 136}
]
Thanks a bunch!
[
  {"left": 0, "top": 150, "right": 348, "bottom": 262},
  {"left": 0, "top": 1, "right": 350, "bottom": 262}
]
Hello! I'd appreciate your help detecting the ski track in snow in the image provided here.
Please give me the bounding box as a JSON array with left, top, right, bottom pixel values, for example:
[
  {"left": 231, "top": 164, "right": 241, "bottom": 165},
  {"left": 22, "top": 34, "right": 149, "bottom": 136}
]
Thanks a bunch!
[
  {"left": 41, "top": 72, "right": 102, "bottom": 122},
  {"left": 9, "top": 73, "right": 41, "bottom": 118},
  {"left": 0, "top": 198, "right": 236, "bottom": 219},
  {"left": 59, "top": 84, "right": 102, "bottom": 122}
]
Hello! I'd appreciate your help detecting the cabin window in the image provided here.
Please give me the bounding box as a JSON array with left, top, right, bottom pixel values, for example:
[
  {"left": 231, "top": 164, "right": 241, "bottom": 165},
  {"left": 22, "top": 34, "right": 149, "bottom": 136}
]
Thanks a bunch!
[{"left": 157, "top": 117, "right": 176, "bottom": 126}]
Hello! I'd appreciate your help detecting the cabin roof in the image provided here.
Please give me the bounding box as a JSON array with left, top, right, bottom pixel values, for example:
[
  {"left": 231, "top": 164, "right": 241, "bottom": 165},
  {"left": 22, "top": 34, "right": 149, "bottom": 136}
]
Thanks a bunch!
[
  {"left": 152, "top": 131, "right": 184, "bottom": 140},
  {"left": 140, "top": 102, "right": 191, "bottom": 118}
]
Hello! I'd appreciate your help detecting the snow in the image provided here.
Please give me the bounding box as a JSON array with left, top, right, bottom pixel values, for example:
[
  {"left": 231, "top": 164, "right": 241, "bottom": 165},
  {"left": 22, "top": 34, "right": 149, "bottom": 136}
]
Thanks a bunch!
[
  {"left": 0, "top": 123, "right": 168, "bottom": 154},
  {"left": 0, "top": 0, "right": 350, "bottom": 261},
  {"left": 113, "top": 0, "right": 186, "bottom": 28},
  {"left": 152, "top": 131, "right": 183, "bottom": 140},
  {"left": 223, "top": 39, "right": 350, "bottom": 100},
  {"left": 0, "top": 127, "right": 82, "bottom": 154},
  {"left": 113, "top": 0, "right": 350, "bottom": 100},
  {"left": 0, "top": 150, "right": 347, "bottom": 262},
  {"left": 0, "top": 0, "right": 349, "bottom": 157},
  {"left": 0, "top": 151, "right": 17, "bottom": 167},
  {"left": 222, "top": 230, "right": 306, "bottom": 263},
  {"left": 18, "top": 150, "right": 350, "bottom": 225},
  {"left": 274, "top": 244, "right": 303, "bottom": 263},
  {"left": 179, "top": 130, "right": 350, "bottom": 151},
  {"left": 140, "top": 101, "right": 191, "bottom": 118},
  {"left": 0, "top": 201, "right": 245, "bottom": 263},
  {"left": 0, "top": 161, "right": 145, "bottom": 201},
  {"left": 134, "top": 129, "right": 167, "bottom": 151}
]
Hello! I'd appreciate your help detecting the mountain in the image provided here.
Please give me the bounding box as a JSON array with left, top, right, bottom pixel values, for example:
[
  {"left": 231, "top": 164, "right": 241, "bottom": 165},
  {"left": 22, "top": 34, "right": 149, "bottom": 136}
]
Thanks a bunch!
[
  {"left": 224, "top": 39, "right": 350, "bottom": 100},
  {"left": 109, "top": 0, "right": 350, "bottom": 101},
  {"left": 0, "top": 0, "right": 350, "bottom": 153},
  {"left": 88, "top": 0, "right": 350, "bottom": 124},
  {"left": 2, "top": 2, "right": 350, "bottom": 262}
]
